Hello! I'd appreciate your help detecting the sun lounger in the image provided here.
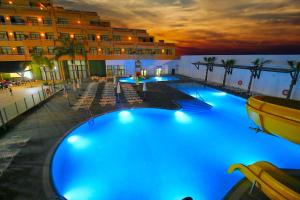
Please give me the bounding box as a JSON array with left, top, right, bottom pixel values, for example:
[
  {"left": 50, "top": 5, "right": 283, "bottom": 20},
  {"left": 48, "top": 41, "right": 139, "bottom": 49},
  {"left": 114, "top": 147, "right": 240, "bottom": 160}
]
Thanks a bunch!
[{"left": 0, "top": 137, "right": 30, "bottom": 148}]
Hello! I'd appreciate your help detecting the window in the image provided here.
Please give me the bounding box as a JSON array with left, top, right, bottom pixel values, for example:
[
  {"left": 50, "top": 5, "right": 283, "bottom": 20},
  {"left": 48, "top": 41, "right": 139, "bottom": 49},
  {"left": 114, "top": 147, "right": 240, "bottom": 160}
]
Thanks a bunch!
[
  {"left": 14, "top": 32, "right": 26, "bottom": 41},
  {"left": 0, "top": 32, "right": 8, "bottom": 40},
  {"left": 154, "top": 49, "right": 161, "bottom": 54},
  {"left": 74, "top": 34, "right": 84, "bottom": 41},
  {"left": 48, "top": 46, "right": 54, "bottom": 54},
  {"left": 29, "top": 32, "right": 40, "bottom": 39},
  {"left": 0, "top": 16, "right": 5, "bottom": 24},
  {"left": 106, "top": 65, "right": 125, "bottom": 76},
  {"left": 27, "top": 17, "right": 38, "bottom": 25},
  {"left": 125, "top": 48, "right": 132, "bottom": 54},
  {"left": 138, "top": 37, "right": 146, "bottom": 42},
  {"left": 30, "top": 46, "right": 43, "bottom": 54},
  {"left": 60, "top": 32, "right": 69, "bottom": 40},
  {"left": 45, "top": 32, "right": 54, "bottom": 40},
  {"left": 144, "top": 49, "right": 152, "bottom": 55},
  {"left": 0, "top": 46, "right": 12, "bottom": 55},
  {"left": 67, "top": 60, "right": 87, "bottom": 79},
  {"left": 136, "top": 48, "right": 143, "bottom": 55},
  {"left": 103, "top": 48, "right": 110, "bottom": 55},
  {"left": 10, "top": 16, "right": 25, "bottom": 25},
  {"left": 166, "top": 49, "right": 173, "bottom": 55},
  {"left": 17, "top": 46, "right": 25, "bottom": 55},
  {"left": 89, "top": 47, "right": 97, "bottom": 55},
  {"left": 57, "top": 18, "right": 69, "bottom": 25},
  {"left": 87, "top": 34, "right": 96, "bottom": 41},
  {"left": 112, "top": 35, "right": 121, "bottom": 41},
  {"left": 101, "top": 35, "right": 109, "bottom": 41},
  {"left": 90, "top": 20, "right": 101, "bottom": 26},
  {"left": 43, "top": 18, "right": 52, "bottom": 26},
  {"left": 76, "top": 47, "right": 85, "bottom": 54},
  {"left": 114, "top": 48, "right": 121, "bottom": 55}
]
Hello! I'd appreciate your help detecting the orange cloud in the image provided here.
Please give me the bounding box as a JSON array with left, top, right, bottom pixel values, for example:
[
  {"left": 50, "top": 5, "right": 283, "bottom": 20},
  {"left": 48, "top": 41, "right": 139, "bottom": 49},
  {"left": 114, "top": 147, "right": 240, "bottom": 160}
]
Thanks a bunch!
[{"left": 56, "top": 0, "right": 300, "bottom": 54}]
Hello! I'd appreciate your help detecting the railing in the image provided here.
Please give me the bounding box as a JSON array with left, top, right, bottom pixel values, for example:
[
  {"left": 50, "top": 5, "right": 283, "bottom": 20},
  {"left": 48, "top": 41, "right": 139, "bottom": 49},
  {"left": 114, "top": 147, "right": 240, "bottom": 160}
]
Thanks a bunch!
[{"left": 0, "top": 85, "right": 63, "bottom": 129}]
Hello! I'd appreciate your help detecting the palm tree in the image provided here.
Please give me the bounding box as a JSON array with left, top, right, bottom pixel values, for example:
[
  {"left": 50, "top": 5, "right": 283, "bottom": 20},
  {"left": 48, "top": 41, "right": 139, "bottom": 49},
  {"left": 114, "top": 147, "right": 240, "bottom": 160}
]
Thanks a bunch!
[
  {"left": 287, "top": 61, "right": 300, "bottom": 99},
  {"left": 31, "top": 52, "right": 56, "bottom": 85},
  {"left": 31, "top": 51, "right": 49, "bottom": 84},
  {"left": 203, "top": 57, "right": 216, "bottom": 82},
  {"left": 221, "top": 59, "right": 236, "bottom": 87},
  {"left": 247, "top": 59, "right": 271, "bottom": 94},
  {"left": 54, "top": 39, "right": 86, "bottom": 82}
]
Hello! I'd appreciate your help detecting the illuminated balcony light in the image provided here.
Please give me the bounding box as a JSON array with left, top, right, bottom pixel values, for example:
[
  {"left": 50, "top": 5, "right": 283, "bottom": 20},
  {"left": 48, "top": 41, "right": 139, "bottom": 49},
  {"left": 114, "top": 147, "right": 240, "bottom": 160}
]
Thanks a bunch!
[
  {"left": 121, "top": 48, "right": 125, "bottom": 52},
  {"left": 40, "top": 7, "right": 43, "bottom": 10},
  {"left": 38, "top": 18, "right": 42, "bottom": 22},
  {"left": 5, "top": 16, "right": 10, "bottom": 20},
  {"left": 9, "top": 32, "right": 13, "bottom": 36},
  {"left": 40, "top": 33, "right": 45, "bottom": 37},
  {"left": 77, "top": 20, "right": 81, "bottom": 24},
  {"left": 162, "top": 49, "right": 165, "bottom": 53},
  {"left": 128, "top": 36, "right": 132, "bottom": 40},
  {"left": 96, "top": 35, "right": 100, "bottom": 40},
  {"left": 12, "top": 47, "right": 16, "bottom": 51},
  {"left": 8, "top": 1, "right": 13, "bottom": 4},
  {"left": 70, "top": 34, "right": 74, "bottom": 39},
  {"left": 98, "top": 48, "right": 102, "bottom": 51}
]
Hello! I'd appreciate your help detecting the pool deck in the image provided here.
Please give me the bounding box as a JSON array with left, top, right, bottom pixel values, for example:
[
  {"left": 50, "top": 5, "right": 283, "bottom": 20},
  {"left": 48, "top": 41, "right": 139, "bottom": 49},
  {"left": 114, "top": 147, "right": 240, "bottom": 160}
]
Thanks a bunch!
[{"left": 0, "top": 77, "right": 298, "bottom": 200}]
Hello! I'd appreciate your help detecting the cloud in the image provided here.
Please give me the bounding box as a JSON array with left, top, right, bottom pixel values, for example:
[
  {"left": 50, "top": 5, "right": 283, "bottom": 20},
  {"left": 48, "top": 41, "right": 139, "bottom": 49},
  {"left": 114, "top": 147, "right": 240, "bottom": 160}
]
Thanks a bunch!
[{"left": 54, "top": 0, "right": 300, "bottom": 54}]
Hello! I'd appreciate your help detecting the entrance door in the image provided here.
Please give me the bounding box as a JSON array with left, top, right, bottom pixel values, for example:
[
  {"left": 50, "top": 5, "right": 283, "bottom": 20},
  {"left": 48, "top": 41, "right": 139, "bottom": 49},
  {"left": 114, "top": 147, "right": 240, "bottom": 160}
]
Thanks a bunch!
[
  {"left": 156, "top": 68, "right": 161, "bottom": 76},
  {"left": 172, "top": 68, "right": 175, "bottom": 75}
]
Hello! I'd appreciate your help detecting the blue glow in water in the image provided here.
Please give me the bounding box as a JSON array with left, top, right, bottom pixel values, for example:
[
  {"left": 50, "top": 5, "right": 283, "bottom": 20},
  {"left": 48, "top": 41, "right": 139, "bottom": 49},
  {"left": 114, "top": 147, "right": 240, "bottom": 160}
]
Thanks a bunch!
[
  {"left": 118, "top": 110, "right": 134, "bottom": 124},
  {"left": 67, "top": 135, "right": 90, "bottom": 149},
  {"left": 175, "top": 111, "right": 191, "bottom": 123},
  {"left": 119, "top": 76, "right": 179, "bottom": 84},
  {"left": 52, "top": 83, "right": 300, "bottom": 200}
]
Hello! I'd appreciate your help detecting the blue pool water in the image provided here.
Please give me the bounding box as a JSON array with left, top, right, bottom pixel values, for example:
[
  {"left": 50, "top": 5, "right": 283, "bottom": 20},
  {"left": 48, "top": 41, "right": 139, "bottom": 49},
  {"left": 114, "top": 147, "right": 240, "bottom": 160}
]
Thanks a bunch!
[
  {"left": 51, "top": 82, "right": 300, "bottom": 200},
  {"left": 119, "top": 76, "right": 179, "bottom": 84}
]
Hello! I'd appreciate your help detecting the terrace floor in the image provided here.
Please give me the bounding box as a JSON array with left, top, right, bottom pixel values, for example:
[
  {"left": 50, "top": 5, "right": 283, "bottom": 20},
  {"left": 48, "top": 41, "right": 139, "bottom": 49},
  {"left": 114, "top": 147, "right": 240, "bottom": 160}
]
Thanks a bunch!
[{"left": 0, "top": 77, "right": 298, "bottom": 200}]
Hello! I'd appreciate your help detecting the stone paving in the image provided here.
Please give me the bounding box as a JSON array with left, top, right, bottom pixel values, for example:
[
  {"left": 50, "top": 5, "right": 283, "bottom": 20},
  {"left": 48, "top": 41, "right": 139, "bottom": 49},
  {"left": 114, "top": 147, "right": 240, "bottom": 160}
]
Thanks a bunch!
[{"left": 0, "top": 82, "right": 44, "bottom": 108}]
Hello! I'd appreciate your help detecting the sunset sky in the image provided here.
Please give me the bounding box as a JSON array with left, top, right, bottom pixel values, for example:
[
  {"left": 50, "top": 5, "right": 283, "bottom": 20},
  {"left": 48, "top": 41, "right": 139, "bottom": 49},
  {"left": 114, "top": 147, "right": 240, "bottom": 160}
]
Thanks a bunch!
[{"left": 56, "top": 0, "right": 300, "bottom": 55}]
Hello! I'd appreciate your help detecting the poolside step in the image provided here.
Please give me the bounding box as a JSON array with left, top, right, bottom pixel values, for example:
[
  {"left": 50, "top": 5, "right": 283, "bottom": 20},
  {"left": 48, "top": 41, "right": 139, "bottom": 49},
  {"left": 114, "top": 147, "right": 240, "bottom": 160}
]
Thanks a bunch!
[{"left": 176, "top": 99, "right": 212, "bottom": 113}]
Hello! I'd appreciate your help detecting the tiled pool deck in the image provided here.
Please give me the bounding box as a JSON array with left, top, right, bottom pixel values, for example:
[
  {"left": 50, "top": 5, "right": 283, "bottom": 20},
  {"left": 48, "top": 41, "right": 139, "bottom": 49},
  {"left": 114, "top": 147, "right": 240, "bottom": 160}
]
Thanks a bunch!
[{"left": 0, "top": 76, "right": 298, "bottom": 200}]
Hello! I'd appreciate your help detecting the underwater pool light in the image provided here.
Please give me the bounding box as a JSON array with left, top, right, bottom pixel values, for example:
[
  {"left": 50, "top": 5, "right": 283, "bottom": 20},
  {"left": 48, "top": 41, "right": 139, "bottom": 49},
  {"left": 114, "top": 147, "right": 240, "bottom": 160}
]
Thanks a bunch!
[
  {"left": 119, "top": 110, "right": 134, "bottom": 123},
  {"left": 213, "top": 92, "right": 227, "bottom": 96},
  {"left": 67, "top": 135, "right": 90, "bottom": 149},
  {"left": 175, "top": 111, "right": 191, "bottom": 123}
]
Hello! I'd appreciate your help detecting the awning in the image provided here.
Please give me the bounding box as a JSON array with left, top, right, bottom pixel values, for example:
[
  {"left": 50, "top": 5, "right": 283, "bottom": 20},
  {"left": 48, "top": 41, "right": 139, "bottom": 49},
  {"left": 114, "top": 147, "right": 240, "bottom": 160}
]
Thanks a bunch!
[{"left": 0, "top": 61, "right": 30, "bottom": 73}]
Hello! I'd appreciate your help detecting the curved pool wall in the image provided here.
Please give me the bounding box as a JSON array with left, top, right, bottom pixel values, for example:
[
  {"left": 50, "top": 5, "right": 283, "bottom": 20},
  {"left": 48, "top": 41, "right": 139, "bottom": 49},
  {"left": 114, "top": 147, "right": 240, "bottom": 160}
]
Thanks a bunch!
[
  {"left": 51, "top": 83, "right": 300, "bottom": 200},
  {"left": 118, "top": 76, "right": 179, "bottom": 84}
]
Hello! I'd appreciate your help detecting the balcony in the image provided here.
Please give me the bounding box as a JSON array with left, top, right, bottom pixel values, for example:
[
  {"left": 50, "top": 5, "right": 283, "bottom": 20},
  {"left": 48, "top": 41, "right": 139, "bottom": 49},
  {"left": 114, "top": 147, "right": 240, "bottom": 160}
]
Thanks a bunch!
[{"left": 0, "top": 54, "right": 30, "bottom": 61}]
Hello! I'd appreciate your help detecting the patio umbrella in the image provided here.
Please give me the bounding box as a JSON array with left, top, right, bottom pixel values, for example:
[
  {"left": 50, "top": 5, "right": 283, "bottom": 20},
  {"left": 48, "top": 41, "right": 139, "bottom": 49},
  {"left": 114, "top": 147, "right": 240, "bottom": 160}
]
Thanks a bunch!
[
  {"left": 143, "top": 82, "right": 147, "bottom": 92},
  {"left": 113, "top": 76, "right": 116, "bottom": 88},
  {"left": 142, "top": 82, "right": 147, "bottom": 99},
  {"left": 116, "top": 82, "right": 121, "bottom": 102}
]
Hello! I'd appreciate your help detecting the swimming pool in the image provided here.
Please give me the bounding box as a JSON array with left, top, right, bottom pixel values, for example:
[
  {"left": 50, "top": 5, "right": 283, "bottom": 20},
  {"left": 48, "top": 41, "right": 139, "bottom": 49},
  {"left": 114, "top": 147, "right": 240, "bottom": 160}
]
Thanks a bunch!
[
  {"left": 51, "top": 82, "right": 300, "bottom": 200},
  {"left": 119, "top": 76, "right": 179, "bottom": 84}
]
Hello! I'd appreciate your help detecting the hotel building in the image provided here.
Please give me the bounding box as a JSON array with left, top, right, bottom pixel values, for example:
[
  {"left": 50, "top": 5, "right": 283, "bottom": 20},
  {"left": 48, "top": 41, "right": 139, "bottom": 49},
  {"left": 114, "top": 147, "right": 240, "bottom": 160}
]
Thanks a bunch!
[{"left": 0, "top": 0, "right": 177, "bottom": 80}]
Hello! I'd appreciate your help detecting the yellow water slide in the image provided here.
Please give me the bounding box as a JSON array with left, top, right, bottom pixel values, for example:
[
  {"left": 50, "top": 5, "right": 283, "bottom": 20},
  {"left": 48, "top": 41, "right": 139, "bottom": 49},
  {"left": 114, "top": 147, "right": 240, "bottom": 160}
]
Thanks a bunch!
[
  {"left": 228, "top": 161, "right": 300, "bottom": 200},
  {"left": 246, "top": 96, "right": 300, "bottom": 144}
]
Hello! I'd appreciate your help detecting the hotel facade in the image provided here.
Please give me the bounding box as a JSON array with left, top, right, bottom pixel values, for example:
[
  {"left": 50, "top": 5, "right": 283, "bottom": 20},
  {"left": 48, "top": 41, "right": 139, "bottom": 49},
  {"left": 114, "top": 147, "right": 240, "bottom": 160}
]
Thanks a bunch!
[{"left": 0, "top": 0, "right": 177, "bottom": 80}]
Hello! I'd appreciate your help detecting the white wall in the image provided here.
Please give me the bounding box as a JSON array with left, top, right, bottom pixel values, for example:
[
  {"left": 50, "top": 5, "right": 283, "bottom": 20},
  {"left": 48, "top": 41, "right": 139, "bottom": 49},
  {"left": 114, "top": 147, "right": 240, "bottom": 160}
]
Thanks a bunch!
[
  {"left": 179, "top": 55, "right": 300, "bottom": 100},
  {"left": 106, "top": 60, "right": 179, "bottom": 76}
]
